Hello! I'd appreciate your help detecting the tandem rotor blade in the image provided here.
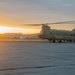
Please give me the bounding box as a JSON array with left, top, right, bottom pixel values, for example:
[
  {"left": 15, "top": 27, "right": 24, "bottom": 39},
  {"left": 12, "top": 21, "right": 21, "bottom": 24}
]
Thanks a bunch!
[
  {"left": 22, "top": 20, "right": 75, "bottom": 26},
  {"left": 47, "top": 21, "right": 75, "bottom": 25},
  {"left": 23, "top": 24, "right": 42, "bottom": 26}
]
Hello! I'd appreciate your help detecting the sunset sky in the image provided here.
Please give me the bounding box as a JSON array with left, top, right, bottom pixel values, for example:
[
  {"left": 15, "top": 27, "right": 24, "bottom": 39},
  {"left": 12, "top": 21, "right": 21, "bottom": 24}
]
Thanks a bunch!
[{"left": 0, "top": 0, "right": 75, "bottom": 34}]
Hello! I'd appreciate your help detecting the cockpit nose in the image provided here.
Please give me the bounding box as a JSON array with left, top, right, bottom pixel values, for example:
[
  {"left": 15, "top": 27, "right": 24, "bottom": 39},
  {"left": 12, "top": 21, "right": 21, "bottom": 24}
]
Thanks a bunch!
[
  {"left": 72, "top": 28, "right": 75, "bottom": 31},
  {"left": 38, "top": 32, "right": 42, "bottom": 38},
  {"left": 38, "top": 33, "right": 46, "bottom": 39}
]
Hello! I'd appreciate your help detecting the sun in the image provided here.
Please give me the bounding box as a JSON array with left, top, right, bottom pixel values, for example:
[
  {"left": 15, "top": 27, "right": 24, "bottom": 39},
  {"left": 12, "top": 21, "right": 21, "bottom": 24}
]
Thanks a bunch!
[
  {"left": 0, "top": 26, "right": 40, "bottom": 34},
  {"left": 0, "top": 26, "right": 19, "bottom": 33},
  {"left": 0, "top": 26, "right": 10, "bottom": 33}
]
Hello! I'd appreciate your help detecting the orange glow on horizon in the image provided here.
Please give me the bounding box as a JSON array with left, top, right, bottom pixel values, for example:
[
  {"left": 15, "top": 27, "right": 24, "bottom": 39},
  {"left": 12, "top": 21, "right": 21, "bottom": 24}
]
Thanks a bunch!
[{"left": 0, "top": 26, "right": 40, "bottom": 34}]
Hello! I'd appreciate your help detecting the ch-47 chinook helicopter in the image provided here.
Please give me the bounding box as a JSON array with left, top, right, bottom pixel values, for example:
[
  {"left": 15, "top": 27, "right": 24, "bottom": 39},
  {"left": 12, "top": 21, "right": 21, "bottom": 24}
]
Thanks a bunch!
[{"left": 25, "top": 21, "right": 75, "bottom": 43}]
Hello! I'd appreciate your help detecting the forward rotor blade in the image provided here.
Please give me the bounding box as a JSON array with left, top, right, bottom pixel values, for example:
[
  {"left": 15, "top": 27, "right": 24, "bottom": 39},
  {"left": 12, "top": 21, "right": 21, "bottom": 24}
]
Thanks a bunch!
[
  {"left": 22, "top": 20, "right": 75, "bottom": 26},
  {"left": 23, "top": 24, "right": 42, "bottom": 26},
  {"left": 47, "top": 21, "right": 75, "bottom": 25}
]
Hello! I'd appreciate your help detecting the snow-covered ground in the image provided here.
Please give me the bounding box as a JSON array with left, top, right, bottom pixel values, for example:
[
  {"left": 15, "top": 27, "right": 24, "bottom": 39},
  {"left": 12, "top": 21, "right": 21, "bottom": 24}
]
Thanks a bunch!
[{"left": 0, "top": 42, "right": 75, "bottom": 75}]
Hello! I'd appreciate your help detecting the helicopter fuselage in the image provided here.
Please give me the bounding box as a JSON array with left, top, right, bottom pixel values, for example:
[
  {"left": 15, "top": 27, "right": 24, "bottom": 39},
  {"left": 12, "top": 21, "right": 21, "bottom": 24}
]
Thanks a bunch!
[{"left": 38, "top": 25, "right": 75, "bottom": 42}]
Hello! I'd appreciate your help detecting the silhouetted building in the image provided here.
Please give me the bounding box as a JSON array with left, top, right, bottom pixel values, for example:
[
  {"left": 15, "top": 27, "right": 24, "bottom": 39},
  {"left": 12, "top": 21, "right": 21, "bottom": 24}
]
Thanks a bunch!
[{"left": 4, "top": 33, "right": 27, "bottom": 39}]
